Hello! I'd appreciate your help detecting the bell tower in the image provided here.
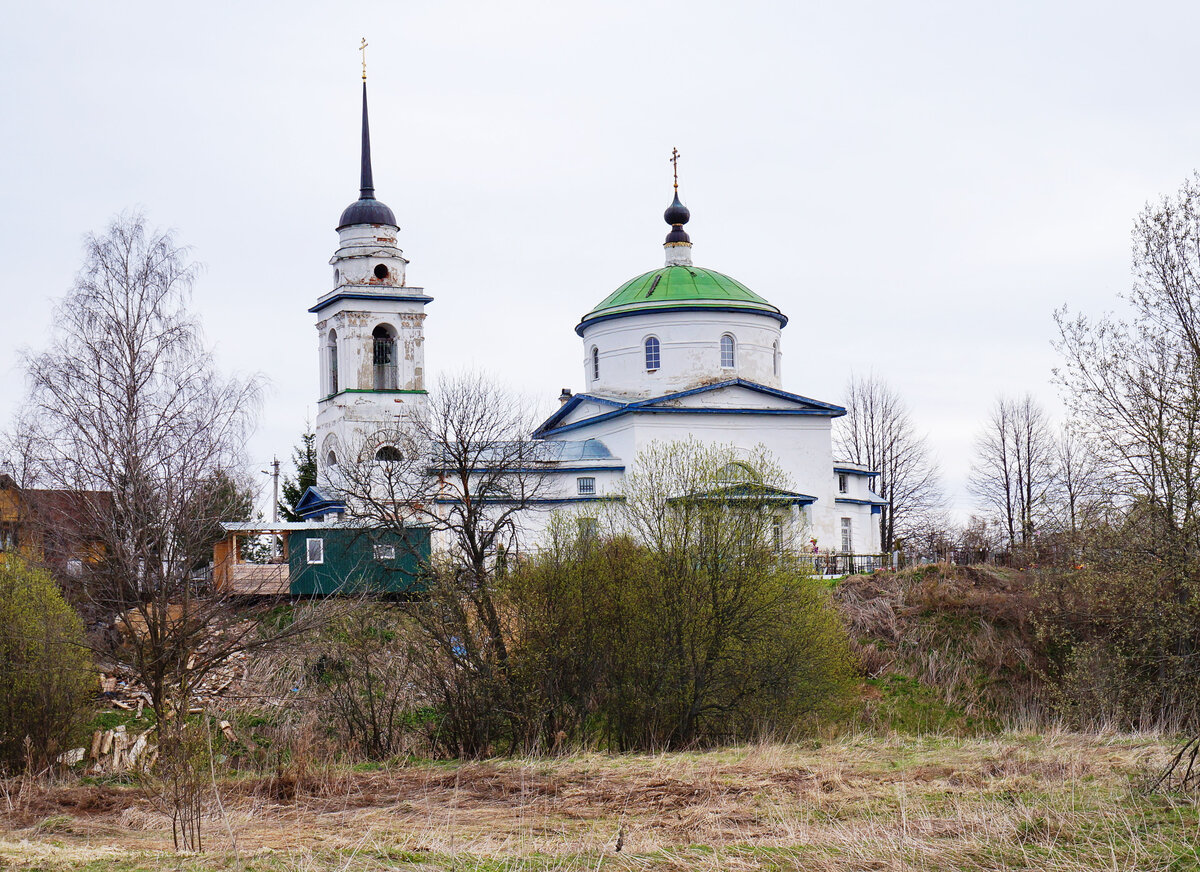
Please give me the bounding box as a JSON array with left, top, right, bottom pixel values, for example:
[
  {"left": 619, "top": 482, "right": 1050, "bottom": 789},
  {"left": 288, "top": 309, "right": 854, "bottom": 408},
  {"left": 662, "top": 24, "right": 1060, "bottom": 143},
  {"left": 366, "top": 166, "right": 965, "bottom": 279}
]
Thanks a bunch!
[{"left": 312, "top": 71, "right": 431, "bottom": 480}]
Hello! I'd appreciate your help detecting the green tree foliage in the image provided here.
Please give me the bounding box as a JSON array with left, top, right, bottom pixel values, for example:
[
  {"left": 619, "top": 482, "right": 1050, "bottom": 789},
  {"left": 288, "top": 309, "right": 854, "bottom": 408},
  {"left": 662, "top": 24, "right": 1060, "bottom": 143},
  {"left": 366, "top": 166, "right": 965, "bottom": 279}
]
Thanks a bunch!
[
  {"left": 279, "top": 428, "right": 317, "bottom": 522},
  {"left": 506, "top": 439, "right": 856, "bottom": 751},
  {"left": 0, "top": 557, "right": 94, "bottom": 770}
]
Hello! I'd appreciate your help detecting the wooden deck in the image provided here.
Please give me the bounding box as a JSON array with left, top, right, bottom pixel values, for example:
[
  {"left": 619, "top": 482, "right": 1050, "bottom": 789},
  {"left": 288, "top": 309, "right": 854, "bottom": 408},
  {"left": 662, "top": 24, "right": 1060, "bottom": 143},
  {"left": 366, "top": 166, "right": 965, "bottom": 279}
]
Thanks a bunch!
[{"left": 226, "top": 563, "right": 289, "bottom": 595}]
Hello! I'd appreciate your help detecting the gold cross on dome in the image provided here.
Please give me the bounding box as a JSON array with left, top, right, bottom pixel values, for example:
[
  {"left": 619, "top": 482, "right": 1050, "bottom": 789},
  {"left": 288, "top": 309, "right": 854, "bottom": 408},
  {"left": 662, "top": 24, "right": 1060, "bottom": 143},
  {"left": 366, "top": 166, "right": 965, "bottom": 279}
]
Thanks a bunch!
[
  {"left": 360, "top": 38, "right": 368, "bottom": 81},
  {"left": 670, "top": 147, "right": 681, "bottom": 190}
]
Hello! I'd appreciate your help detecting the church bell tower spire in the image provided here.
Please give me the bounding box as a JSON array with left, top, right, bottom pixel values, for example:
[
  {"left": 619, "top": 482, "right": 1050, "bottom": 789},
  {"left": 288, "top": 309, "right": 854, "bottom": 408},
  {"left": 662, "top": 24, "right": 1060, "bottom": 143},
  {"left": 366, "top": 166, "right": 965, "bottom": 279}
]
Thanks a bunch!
[{"left": 311, "top": 45, "right": 432, "bottom": 482}]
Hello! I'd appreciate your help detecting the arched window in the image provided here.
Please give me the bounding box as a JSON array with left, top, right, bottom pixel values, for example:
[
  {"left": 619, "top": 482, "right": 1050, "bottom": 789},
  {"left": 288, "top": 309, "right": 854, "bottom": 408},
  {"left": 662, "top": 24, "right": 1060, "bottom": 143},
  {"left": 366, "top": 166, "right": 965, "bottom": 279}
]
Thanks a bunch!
[
  {"left": 717, "top": 461, "right": 759, "bottom": 485},
  {"left": 644, "top": 336, "right": 661, "bottom": 372},
  {"left": 375, "top": 445, "right": 403, "bottom": 463},
  {"left": 372, "top": 324, "right": 398, "bottom": 390},
  {"left": 327, "top": 329, "right": 339, "bottom": 394},
  {"left": 720, "top": 334, "right": 736, "bottom": 368},
  {"left": 326, "top": 450, "right": 338, "bottom": 468},
  {"left": 591, "top": 346, "right": 600, "bottom": 381},
  {"left": 773, "top": 340, "right": 780, "bottom": 376}
]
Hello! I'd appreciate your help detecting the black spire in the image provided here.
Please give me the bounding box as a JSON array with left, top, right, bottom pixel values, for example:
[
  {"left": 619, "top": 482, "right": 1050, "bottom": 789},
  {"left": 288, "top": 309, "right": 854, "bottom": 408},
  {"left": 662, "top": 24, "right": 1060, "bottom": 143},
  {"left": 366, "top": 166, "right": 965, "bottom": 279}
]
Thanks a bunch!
[
  {"left": 360, "top": 81, "right": 375, "bottom": 199},
  {"left": 338, "top": 80, "right": 397, "bottom": 230}
]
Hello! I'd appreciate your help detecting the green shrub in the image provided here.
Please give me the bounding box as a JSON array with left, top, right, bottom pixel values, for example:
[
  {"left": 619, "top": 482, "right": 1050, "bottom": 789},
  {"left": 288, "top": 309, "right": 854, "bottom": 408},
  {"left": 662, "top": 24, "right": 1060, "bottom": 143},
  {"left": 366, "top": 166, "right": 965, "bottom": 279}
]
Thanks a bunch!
[
  {"left": 0, "top": 557, "right": 95, "bottom": 769},
  {"left": 505, "top": 440, "right": 858, "bottom": 751}
]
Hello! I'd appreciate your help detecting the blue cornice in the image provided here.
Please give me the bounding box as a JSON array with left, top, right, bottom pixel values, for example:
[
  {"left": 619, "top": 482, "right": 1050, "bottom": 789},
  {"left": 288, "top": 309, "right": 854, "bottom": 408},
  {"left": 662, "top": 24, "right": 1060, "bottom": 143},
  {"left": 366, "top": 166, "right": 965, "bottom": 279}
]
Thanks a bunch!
[
  {"left": 835, "top": 496, "right": 888, "bottom": 507},
  {"left": 433, "top": 496, "right": 625, "bottom": 505},
  {"left": 309, "top": 291, "right": 434, "bottom": 314},
  {"left": 427, "top": 465, "right": 625, "bottom": 475},
  {"left": 834, "top": 467, "right": 881, "bottom": 477},
  {"left": 575, "top": 304, "right": 788, "bottom": 337}
]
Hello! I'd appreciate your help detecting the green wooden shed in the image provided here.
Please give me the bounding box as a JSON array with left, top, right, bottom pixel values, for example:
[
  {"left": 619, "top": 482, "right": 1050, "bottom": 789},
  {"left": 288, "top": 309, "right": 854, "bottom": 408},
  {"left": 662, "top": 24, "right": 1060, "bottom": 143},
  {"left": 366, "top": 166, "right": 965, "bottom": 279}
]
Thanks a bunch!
[{"left": 286, "top": 524, "right": 430, "bottom": 596}]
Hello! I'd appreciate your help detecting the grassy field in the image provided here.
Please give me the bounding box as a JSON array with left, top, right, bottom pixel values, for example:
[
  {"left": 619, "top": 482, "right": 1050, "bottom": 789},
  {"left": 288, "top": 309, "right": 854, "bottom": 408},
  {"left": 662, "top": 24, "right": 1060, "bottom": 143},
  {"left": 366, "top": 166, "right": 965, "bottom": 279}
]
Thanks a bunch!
[{"left": 0, "top": 731, "right": 1195, "bottom": 871}]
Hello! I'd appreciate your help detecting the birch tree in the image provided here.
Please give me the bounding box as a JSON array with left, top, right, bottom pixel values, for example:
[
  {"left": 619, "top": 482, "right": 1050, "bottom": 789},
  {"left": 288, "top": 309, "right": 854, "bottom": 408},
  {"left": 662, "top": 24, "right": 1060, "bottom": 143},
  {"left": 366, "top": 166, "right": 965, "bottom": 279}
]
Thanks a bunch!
[
  {"left": 969, "top": 394, "right": 1057, "bottom": 550},
  {"left": 18, "top": 212, "right": 314, "bottom": 850}
]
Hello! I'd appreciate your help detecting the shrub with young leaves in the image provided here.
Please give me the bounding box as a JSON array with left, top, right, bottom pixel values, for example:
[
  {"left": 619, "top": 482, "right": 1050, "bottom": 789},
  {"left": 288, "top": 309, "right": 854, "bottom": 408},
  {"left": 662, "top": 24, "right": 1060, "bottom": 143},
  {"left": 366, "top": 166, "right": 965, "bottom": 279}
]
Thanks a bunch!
[
  {"left": 0, "top": 557, "right": 94, "bottom": 769},
  {"left": 507, "top": 439, "right": 857, "bottom": 751}
]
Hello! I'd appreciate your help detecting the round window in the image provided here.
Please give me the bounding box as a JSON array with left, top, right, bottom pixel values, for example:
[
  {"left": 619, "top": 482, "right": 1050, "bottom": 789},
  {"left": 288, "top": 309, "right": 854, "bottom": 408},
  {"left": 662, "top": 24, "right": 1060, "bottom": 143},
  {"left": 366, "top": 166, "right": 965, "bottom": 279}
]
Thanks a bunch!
[{"left": 374, "top": 264, "right": 389, "bottom": 280}]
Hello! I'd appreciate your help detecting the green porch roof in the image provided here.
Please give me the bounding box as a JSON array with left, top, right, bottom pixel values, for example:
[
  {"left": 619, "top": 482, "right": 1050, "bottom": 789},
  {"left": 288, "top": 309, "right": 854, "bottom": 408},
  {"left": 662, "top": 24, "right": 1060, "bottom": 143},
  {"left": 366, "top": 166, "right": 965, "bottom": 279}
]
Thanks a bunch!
[{"left": 576, "top": 265, "right": 784, "bottom": 334}]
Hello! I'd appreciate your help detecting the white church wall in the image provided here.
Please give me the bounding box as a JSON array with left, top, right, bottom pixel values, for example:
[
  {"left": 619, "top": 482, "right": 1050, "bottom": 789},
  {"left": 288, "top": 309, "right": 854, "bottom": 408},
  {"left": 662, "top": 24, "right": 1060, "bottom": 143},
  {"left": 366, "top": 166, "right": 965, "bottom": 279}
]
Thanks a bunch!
[
  {"left": 314, "top": 294, "right": 430, "bottom": 479},
  {"left": 542, "top": 411, "right": 845, "bottom": 552},
  {"left": 581, "top": 309, "right": 783, "bottom": 398}
]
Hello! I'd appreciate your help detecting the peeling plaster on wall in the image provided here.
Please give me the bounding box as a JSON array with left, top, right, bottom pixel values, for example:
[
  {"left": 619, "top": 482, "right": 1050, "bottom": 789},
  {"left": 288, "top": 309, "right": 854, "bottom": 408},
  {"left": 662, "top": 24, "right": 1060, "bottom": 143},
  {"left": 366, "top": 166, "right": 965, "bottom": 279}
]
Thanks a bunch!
[{"left": 316, "top": 219, "right": 430, "bottom": 486}]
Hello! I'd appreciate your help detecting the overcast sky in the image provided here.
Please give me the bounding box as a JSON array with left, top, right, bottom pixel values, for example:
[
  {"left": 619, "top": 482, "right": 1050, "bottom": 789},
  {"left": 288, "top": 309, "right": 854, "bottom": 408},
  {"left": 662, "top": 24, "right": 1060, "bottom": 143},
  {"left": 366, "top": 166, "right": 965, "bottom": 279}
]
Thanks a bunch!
[{"left": 2, "top": 1, "right": 1197, "bottom": 518}]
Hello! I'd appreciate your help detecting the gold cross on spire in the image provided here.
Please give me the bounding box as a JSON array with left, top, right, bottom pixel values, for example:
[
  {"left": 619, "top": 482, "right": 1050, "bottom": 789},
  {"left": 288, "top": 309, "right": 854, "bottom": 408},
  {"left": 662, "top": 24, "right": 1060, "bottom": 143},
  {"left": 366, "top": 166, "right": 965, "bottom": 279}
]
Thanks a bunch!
[
  {"left": 671, "top": 147, "right": 681, "bottom": 190},
  {"left": 360, "top": 37, "right": 369, "bottom": 81}
]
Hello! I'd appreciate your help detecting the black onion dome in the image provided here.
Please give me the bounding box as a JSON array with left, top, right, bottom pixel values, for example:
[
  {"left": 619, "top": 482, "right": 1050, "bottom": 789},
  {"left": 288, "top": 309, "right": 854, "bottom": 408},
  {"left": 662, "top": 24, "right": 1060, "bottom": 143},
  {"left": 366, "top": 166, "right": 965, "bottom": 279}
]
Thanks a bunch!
[
  {"left": 664, "top": 191, "right": 691, "bottom": 244},
  {"left": 338, "top": 197, "right": 397, "bottom": 229},
  {"left": 664, "top": 191, "right": 690, "bottom": 226}
]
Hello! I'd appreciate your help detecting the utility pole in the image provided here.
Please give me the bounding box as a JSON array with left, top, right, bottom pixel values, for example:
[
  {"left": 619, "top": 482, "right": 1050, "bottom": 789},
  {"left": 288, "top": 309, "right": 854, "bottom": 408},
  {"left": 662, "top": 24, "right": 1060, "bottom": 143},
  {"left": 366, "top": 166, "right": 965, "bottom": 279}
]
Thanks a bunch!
[
  {"left": 271, "top": 457, "right": 280, "bottom": 525},
  {"left": 262, "top": 457, "right": 281, "bottom": 559}
]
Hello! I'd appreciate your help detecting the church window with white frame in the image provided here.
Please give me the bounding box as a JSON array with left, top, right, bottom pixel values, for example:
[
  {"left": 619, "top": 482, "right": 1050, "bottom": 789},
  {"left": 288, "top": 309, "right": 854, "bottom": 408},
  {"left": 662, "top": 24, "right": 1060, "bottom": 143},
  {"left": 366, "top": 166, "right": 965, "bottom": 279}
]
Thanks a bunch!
[
  {"left": 720, "top": 333, "right": 736, "bottom": 368},
  {"left": 840, "top": 517, "right": 853, "bottom": 553},
  {"left": 773, "top": 340, "right": 780, "bottom": 376},
  {"left": 838, "top": 473, "right": 848, "bottom": 493},
  {"left": 644, "top": 336, "right": 660, "bottom": 371},
  {"left": 591, "top": 346, "right": 599, "bottom": 380},
  {"left": 577, "top": 476, "right": 596, "bottom": 495}
]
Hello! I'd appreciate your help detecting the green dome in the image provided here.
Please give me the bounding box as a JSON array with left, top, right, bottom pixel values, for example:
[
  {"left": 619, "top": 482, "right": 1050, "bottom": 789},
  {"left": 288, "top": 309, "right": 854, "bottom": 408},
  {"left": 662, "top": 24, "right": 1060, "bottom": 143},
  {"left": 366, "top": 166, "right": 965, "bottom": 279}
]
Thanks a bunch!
[{"left": 576, "top": 265, "right": 786, "bottom": 336}]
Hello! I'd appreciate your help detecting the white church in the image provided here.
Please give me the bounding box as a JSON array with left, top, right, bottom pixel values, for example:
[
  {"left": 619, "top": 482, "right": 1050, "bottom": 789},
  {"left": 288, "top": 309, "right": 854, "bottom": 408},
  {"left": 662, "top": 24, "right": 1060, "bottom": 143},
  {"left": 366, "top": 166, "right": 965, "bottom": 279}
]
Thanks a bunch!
[{"left": 308, "top": 81, "right": 884, "bottom": 557}]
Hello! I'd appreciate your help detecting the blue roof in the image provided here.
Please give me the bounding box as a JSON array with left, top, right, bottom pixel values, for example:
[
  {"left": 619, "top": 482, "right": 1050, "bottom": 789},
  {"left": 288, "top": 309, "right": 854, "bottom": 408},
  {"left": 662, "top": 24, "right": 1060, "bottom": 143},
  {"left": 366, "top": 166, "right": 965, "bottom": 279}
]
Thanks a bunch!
[
  {"left": 542, "top": 438, "right": 615, "bottom": 461},
  {"left": 295, "top": 486, "right": 346, "bottom": 520},
  {"left": 534, "top": 379, "right": 846, "bottom": 439},
  {"left": 833, "top": 466, "right": 880, "bottom": 477}
]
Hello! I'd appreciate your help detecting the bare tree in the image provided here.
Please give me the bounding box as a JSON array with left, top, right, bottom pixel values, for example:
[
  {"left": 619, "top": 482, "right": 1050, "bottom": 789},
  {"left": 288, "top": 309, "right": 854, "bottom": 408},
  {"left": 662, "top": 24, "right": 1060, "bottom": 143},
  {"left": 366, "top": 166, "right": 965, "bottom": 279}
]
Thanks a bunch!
[
  {"left": 969, "top": 394, "right": 1057, "bottom": 550},
  {"left": 1056, "top": 317, "right": 1200, "bottom": 559},
  {"left": 1052, "top": 176, "right": 1200, "bottom": 748},
  {"left": 835, "top": 374, "right": 942, "bottom": 552},
  {"left": 329, "top": 372, "right": 553, "bottom": 754},
  {"left": 1051, "top": 425, "right": 1103, "bottom": 544},
  {"left": 17, "top": 212, "right": 316, "bottom": 850}
]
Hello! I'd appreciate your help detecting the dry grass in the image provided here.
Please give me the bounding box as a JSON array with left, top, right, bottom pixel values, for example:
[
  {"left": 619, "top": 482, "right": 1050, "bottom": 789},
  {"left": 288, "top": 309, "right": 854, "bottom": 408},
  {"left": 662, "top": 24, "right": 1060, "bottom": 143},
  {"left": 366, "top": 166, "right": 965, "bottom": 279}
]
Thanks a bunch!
[
  {"left": 0, "top": 731, "right": 1196, "bottom": 870},
  {"left": 836, "top": 565, "right": 1050, "bottom": 728}
]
